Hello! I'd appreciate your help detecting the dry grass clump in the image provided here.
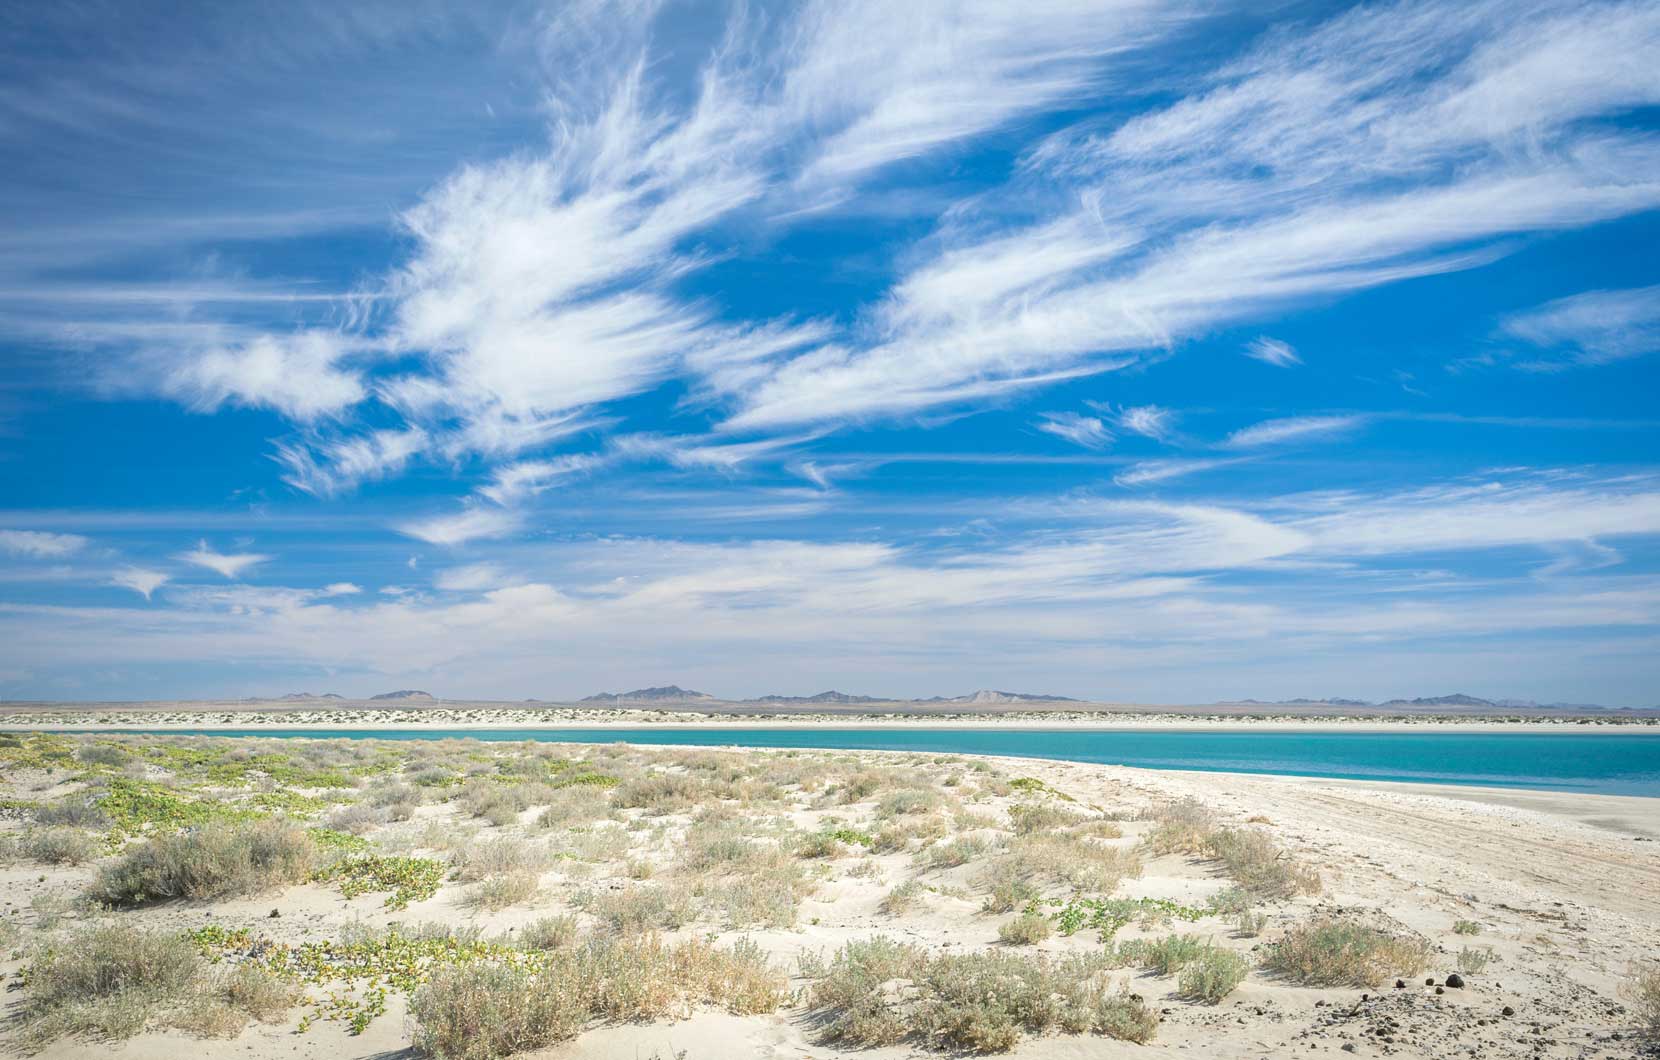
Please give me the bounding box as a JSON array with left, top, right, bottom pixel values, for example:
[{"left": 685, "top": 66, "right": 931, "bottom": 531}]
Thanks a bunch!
[
  {"left": 35, "top": 796, "right": 110, "bottom": 829},
  {"left": 1204, "top": 827, "right": 1321, "bottom": 898},
  {"left": 1140, "top": 798, "right": 1218, "bottom": 854},
  {"left": 880, "top": 879, "right": 924, "bottom": 916},
  {"left": 1265, "top": 918, "right": 1430, "bottom": 986},
  {"left": 409, "top": 935, "right": 784, "bottom": 1060},
  {"left": 15, "top": 922, "right": 201, "bottom": 1047},
  {"left": 979, "top": 833, "right": 1140, "bottom": 895},
  {"left": 915, "top": 834, "right": 995, "bottom": 870},
  {"left": 518, "top": 915, "right": 579, "bottom": 951},
  {"left": 21, "top": 827, "right": 100, "bottom": 865},
  {"left": 465, "top": 872, "right": 541, "bottom": 911},
  {"left": 576, "top": 883, "right": 696, "bottom": 933},
  {"left": 451, "top": 836, "right": 552, "bottom": 882},
  {"left": 876, "top": 788, "right": 947, "bottom": 818},
  {"left": 459, "top": 779, "right": 553, "bottom": 827},
  {"left": 1176, "top": 947, "right": 1249, "bottom": 1004},
  {"left": 1008, "top": 803, "right": 1082, "bottom": 834},
  {"left": 1625, "top": 964, "right": 1660, "bottom": 1039},
  {"left": 171, "top": 963, "right": 302, "bottom": 1038},
  {"left": 91, "top": 820, "right": 315, "bottom": 905},
  {"left": 809, "top": 937, "right": 1157, "bottom": 1053},
  {"left": 610, "top": 772, "right": 708, "bottom": 815},
  {"left": 997, "top": 910, "right": 1053, "bottom": 945},
  {"left": 325, "top": 803, "right": 384, "bottom": 835},
  {"left": 536, "top": 784, "right": 614, "bottom": 828}
]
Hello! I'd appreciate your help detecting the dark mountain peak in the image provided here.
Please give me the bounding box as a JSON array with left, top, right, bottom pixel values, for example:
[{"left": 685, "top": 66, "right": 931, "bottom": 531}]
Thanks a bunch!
[
  {"left": 581, "top": 685, "right": 714, "bottom": 702},
  {"left": 369, "top": 689, "right": 434, "bottom": 701}
]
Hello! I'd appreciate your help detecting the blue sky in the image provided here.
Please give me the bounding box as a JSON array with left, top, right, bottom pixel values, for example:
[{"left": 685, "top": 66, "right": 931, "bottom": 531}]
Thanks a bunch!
[{"left": 2, "top": 0, "right": 1658, "bottom": 704}]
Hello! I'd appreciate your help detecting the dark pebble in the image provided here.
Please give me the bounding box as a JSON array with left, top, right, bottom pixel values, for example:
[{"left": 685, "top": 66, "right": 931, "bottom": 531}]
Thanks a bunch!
[
  {"left": 1395, "top": 979, "right": 1406, "bottom": 988},
  {"left": 1502, "top": 1006, "right": 1516, "bottom": 1017},
  {"left": 1445, "top": 973, "right": 1464, "bottom": 988}
]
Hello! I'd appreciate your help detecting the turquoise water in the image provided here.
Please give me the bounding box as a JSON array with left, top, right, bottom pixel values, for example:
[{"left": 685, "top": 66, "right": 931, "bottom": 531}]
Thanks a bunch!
[{"left": 62, "top": 726, "right": 1660, "bottom": 797}]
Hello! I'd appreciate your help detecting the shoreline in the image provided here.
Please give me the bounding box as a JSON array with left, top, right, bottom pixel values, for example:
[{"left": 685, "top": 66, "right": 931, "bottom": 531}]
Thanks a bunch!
[{"left": 3, "top": 710, "right": 1658, "bottom": 735}]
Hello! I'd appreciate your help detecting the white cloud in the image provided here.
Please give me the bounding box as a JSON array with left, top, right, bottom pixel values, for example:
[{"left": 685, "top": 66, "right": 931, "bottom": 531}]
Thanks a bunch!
[
  {"left": 1243, "top": 337, "right": 1301, "bottom": 367},
  {"left": 1035, "top": 412, "right": 1113, "bottom": 449},
  {"left": 1114, "top": 457, "right": 1244, "bottom": 487},
  {"left": 0, "top": 529, "right": 88, "bottom": 558},
  {"left": 274, "top": 427, "right": 429, "bottom": 497},
  {"left": 397, "top": 507, "right": 523, "bottom": 546},
  {"left": 167, "top": 330, "right": 365, "bottom": 421},
  {"left": 477, "top": 455, "right": 601, "bottom": 507},
  {"left": 320, "top": 582, "right": 361, "bottom": 596},
  {"left": 1223, "top": 415, "right": 1366, "bottom": 450},
  {"left": 111, "top": 566, "right": 169, "bottom": 599},
  {"left": 1501, "top": 285, "right": 1660, "bottom": 367},
  {"left": 176, "top": 540, "right": 271, "bottom": 579},
  {"left": 1116, "top": 405, "right": 1176, "bottom": 440},
  {"left": 433, "top": 564, "right": 509, "bottom": 592}
]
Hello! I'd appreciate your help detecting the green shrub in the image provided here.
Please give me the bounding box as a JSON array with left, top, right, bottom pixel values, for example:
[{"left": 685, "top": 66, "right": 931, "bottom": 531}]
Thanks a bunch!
[
  {"left": 576, "top": 884, "right": 696, "bottom": 933},
  {"left": 1131, "top": 933, "right": 1208, "bottom": 975},
  {"left": 410, "top": 961, "right": 583, "bottom": 1059},
  {"left": 313, "top": 854, "right": 445, "bottom": 910},
  {"left": 92, "top": 820, "right": 315, "bottom": 905},
  {"left": 1265, "top": 919, "right": 1430, "bottom": 986},
  {"left": 1177, "top": 948, "right": 1249, "bottom": 1003},
  {"left": 1453, "top": 919, "right": 1481, "bottom": 935},
  {"left": 34, "top": 796, "right": 110, "bottom": 829},
  {"left": 517, "top": 915, "right": 579, "bottom": 951}
]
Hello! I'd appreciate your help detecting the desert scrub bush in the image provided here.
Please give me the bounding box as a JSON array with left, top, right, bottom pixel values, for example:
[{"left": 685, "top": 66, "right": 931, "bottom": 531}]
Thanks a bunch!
[
  {"left": 1140, "top": 798, "right": 1217, "bottom": 855},
  {"left": 1625, "top": 964, "right": 1660, "bottom": 1039},
  {"left": 77, "top": 743, "right": 131, "bottom": 768},
  {"left": 15, "top": 922, "right": 202, "bottom": 1047},
  {"left": 1234, "top": 909, "right": 1268, "bottom": 937},
  {"left": 409, "top": 934, "right": 784, "bottom": 1060},
  {"left": 876, "top": 788, "right": 946, "bottom": 818},
  {"left": 980, "top": 833, "right": 1141, "bottom": 895},
  {"left": 517, "top": 915, "right": 579, "bottom": 951},
  {"left": 534, "top": 784, "right": 613, "bottom": 828},
  {"left": 915, "top": 834, "right": 994, "bottom": 870},
  {"left": 576, "top": 883, "right": 696, "bottom": 933},
  {"left": 611, "top": 771, "right": 707, "bottom": 814},
  {"left": 809, "top": 937, "right": 1156, "bottom": 1052},
  {"left": 1453, "top": 919, "right": 1481, "bottom": 935},
  {"left": 1177, "top": 947, "right": 1249, "bottom": 1003},
  {"left": 92, "top": 819, "right": 316, "bottom": 904},
  {"left": 795, "top": 831, "right": 846, "bottom": 859},
  {"left": 172, "top": 962, "right": 301, "bottom": 1037},
  {"left": 1128, "top": 933, "right": 1209, "bottom": 975},
  {"left": 314, "top": 854, "right": 445, "bottom": 910},
  {"left": 1008, "top": 803, "right": 1081, "bottom": 834},
  {"left": 880, "top": 879, "right": 924, "bottom": 916},
  {"left": 1265, "top": 918, "right": 1430, "bottom": 987},
  {"left": 23, "top": 827, "right": 100, "bottom": 865},
  {"left": 465, "top": 871, "right": 540, "bottom": 911},
  {"left": 325, "top": 803, "right": 385, "bottom": 835},
  {"left": 1456, "top": 945, "right": 1494, "bottom": 974},
  {"left": 997, "top": 910, "right": 1053, "bottom": 945},
  {"left": 1204, "top": 827, "right": 1321, "bottom": 898},
  {"left": 451, "top": 836, "right": 552, "bottom": 882},
  {"left": 34, "top": 796, "right": 110, "bottom": 829}
]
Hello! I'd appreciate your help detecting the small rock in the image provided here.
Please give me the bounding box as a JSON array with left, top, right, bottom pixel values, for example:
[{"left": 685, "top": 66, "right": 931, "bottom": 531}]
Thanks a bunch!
[
  {"left": 268, "top": 908, "right": 280, "bottom": 918},
  {"left": 1341, "top": 1045, "right": 1358, "bottom": 1054},
  {"left": 1445, "top": 973, "right": 1464, "bottom": 988},
  {"left": 1502, "top": 1006, "right": 1515, "bottom": 1017},
  {"left": 1395, "top": 979, "right": 1406, "bottom": 989},
  {"left": 1425, "top": 977, "right": 1436, "bottom": 986},
  {"left": 1435, "top": 986, "right": 1445, "bottom": 995}
]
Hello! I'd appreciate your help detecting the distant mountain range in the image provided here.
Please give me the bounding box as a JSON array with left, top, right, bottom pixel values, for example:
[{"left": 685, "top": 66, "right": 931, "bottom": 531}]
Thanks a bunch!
[
  {"left": 580, "top": 686, "right": 1079, "bottom": 704},
  {"left": 581, "top": 685, "right": 717, "bottom": 703},
  {"left": 368, "top": 689, "right": 435, "bottom": 701},
  {"left": 279, "top": 692, "right": 344, "bottom": 700}
]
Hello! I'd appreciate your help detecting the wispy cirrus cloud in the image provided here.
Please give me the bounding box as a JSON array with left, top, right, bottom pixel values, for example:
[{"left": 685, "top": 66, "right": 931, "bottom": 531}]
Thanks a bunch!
[
  {"left": 1035, "top": 412, "right": 1113, "bottom": 450},
  {"left": 176, "top": 540, "right": 270, "bottom": 579},
  {"left": 0, "top": 529, "right": 88, "bottom": 558},
  {"left": 397, "top": 506, "right": 523, "bottom": 547},
  {"left": 111, "top": 566, "right": 169, "bottom": 600},
  {"left": 1243, "top": 337, "right": 1301, "bottom": 367},
  {"left": 1501, "top": 285, "right": 1660, "bottom": 368},
  {"left": 1223, "top": 415, "right": 1366, "bottom": 450}
]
